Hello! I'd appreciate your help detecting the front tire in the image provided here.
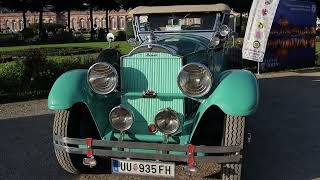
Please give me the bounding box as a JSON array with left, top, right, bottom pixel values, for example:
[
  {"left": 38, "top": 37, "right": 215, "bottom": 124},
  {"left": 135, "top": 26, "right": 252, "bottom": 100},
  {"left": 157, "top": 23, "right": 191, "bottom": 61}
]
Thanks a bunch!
[
  {"left": 53, "top": 105, "right": 103, "bottom": 174},
  {"left": 221, "top": 115, "right": 245, "bottom": 180},
  {"left": 53, "top": 110, "right": 80, "bottom": 174}
]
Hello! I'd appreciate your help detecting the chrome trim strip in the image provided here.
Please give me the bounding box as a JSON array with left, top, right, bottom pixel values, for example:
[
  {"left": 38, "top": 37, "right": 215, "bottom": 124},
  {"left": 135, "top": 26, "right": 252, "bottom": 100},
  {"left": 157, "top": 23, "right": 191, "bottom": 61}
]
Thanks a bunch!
[
  {"left": 53, "top": 135, "right": 243, "bottom": 163},
  {"left": 126, "top": 44, "right": 177, "bottom": 56},
  {"left": 53, "top": 134, "right": 242, "bottom": 153}
]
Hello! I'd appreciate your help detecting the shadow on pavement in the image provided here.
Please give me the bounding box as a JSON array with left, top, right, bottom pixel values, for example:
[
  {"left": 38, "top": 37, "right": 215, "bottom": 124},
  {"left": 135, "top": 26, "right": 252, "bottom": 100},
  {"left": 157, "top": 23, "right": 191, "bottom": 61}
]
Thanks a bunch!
[
  {"left": 0, "top": 114, "right": 73, "bottom": 180},
  {"left": 243, "top": 75, "right": 320, "bottom": 180}
]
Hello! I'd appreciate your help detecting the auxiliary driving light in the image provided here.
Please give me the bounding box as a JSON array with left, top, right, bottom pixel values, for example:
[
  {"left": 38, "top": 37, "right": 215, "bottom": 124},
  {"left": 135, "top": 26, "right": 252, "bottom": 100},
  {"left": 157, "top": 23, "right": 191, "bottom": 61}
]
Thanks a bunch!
[
  {"left": 109, "top": 106, "right": 134, "bottom": 132},
  {"left": 154, "top": 108, "right": 180, "bottom": 135}
]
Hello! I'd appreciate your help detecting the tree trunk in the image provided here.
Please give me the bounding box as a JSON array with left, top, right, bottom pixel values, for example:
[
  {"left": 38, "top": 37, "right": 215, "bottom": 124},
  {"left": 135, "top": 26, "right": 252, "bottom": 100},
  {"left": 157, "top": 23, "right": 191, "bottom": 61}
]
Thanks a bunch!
[
  {"left": 22, "top": 10, "right": 27, "bottom": 30},
  {"left": 39, "top": 8, "right": 44, "bottom": 41},
  {"left": 67, "top": 9, "right": 71, "bottom": 31},
  {"left": 239, "top": 12, "right": 243, "bottom": 36},
  {"left": 105, "top": 10, "right": 109, "bottom": 33},
  {"left": 90, "top": 6, "right": 94, "bottom": 40}
]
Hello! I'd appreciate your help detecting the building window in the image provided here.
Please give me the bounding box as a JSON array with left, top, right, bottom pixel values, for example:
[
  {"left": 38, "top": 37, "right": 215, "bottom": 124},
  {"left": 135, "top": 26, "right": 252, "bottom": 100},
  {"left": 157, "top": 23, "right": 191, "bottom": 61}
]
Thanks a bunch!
[
  {"left": 87, "top": 19, "right": 91, "bottom": 30},
  {"left": 111, "top": 17, "right": 117, "bottom": 30},
  {"left": 19, "top": 20, "right": 23, "bottom": 30},
  {"left": 95, "top": 18, "right": 100, "bottom": 29},
  {"left": 120, "top": 18, "right": 125, "bottom": 30},
  {"left": 12, "top": 20, "right": 16, "bottom": 31},
  {"left": 102, "top": 18, "right": 106, "bottom": 28},
  {"left": 80, "top": 18, "right": 85, "bottom": 30},
  {"left": 71, "top": 18, "right": 76, "bottom": 30},
  {"left": 5, "top": 20, "right": 9, "bottom": 29}
]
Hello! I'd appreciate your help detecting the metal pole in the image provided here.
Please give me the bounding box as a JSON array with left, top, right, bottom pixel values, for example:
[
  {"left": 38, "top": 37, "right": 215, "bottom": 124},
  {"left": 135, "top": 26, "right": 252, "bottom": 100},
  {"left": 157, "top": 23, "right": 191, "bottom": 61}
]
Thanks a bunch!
[
  {"left": 257, "top": 62, "right": 260, "bottom": 75},
  {"left": 233, "top": 14, "right": 236, "bottom": 46}
]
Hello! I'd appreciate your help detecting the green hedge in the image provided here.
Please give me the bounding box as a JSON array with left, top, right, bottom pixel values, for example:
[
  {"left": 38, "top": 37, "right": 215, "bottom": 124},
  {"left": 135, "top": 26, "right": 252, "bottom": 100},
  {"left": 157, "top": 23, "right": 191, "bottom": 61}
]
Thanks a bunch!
[{"left": 0, "top": 49, "right": 95, "bottom": 103}]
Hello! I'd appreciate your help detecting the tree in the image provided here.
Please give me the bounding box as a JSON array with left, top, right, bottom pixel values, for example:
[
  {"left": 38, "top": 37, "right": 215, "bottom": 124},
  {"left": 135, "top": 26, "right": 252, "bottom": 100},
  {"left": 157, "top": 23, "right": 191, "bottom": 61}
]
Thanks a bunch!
[
  {"left": 0, "top": 0, "right": 33, "bottom": 30},
  {"left": 94, "top": 0, "right": 120, "bottom": 33},
  {"left": 50, "top": 0, "right": 81, "bottom": 31},
  {"left": 81, "top": 0, "right": 120, "bottom": 40}
]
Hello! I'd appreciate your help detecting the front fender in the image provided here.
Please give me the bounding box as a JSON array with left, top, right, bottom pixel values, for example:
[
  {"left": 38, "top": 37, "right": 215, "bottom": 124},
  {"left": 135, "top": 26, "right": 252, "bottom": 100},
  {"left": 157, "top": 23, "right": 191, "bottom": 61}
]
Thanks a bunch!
[
  {"left": 206, "top": 69, "right": 259, "bottom": 116},
  {"left": 48, "top": 70, "right": 89, "bottom": 110},
  {"left": 190, "top": 69, "right": 259, "bottom": 140},
  {"left": 48, "top": 69, "right": 120, "bottom": 137}
]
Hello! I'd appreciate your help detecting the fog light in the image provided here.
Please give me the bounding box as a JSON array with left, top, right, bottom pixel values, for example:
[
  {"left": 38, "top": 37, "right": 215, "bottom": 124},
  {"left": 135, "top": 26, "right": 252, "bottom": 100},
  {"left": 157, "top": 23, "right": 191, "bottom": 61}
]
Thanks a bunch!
[
  {"left": 154, "top": 108, "right": 180, "bottom": 135},
  {"left": 109, "top": 106, "right": 134, "bottom": 132}
]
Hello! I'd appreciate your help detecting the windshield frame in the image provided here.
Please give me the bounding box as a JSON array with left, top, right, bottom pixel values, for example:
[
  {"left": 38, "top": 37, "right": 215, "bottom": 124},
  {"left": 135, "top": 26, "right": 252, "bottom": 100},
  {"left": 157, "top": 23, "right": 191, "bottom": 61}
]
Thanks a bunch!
[{"left": 133, "top": 12, "right": 224, "bottom": 42}]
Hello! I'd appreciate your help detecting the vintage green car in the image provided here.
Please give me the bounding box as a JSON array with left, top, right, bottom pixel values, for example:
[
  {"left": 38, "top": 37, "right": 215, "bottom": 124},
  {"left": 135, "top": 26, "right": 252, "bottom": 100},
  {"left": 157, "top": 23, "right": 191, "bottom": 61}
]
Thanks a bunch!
[{"left": 49, "top": 3, "right": 259, "bottom": 180}]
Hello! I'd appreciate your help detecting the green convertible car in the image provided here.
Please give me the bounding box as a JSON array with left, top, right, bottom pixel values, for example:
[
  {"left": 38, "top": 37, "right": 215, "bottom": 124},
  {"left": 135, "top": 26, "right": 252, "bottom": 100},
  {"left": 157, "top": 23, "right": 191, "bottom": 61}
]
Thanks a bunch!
[{"left": 49, "top": 3, "right": 259, "bottom": 180}]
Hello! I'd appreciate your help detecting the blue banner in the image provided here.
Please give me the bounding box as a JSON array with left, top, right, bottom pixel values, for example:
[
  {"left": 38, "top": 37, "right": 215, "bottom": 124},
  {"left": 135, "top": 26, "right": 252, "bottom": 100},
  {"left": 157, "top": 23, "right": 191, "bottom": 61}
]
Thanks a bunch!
[{"left": 261, "top": 0, "right": 317, "bottom": 71}]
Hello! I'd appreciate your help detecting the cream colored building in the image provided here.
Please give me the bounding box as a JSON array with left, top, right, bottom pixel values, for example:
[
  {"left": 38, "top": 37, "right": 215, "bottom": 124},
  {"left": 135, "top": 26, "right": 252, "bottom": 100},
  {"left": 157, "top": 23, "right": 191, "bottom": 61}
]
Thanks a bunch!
[{"left": 0, "top": 9, "right": 130, "bottom": 32}]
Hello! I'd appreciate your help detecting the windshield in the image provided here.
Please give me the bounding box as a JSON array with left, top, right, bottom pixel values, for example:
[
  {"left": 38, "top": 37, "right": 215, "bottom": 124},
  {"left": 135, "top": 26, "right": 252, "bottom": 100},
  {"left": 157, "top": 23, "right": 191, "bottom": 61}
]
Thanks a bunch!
[{"left": 138, "top": 13, "right": 217, "bottom": 32}]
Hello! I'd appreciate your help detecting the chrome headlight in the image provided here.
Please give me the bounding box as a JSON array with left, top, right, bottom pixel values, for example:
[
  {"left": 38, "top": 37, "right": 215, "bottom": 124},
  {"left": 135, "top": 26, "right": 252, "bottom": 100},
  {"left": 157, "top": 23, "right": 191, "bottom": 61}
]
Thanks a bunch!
[
  {"left": 109, "top": 106, "right": 134, "bottom": 132},
  {"left": 211, "top": 36, "right": 220, "bottom": 47},
  {"left": 155, "top": 108, "right": 180, "bottom": 135},
  {"left": 219, "top": 25, "right": 231, "bottom": 37},
  {"left": 87, "top": 62, "right": 118, "bottom": 94},
  {"left": 177, "top": 63, "right": 213, "bottom": 97}
]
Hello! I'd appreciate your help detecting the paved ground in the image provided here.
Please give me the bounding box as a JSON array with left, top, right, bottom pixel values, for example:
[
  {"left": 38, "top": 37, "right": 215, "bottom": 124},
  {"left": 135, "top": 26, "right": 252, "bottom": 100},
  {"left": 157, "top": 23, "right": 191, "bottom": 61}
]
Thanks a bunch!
[{"left": 1, "top": 70, "right": 320, "bottom": 180}]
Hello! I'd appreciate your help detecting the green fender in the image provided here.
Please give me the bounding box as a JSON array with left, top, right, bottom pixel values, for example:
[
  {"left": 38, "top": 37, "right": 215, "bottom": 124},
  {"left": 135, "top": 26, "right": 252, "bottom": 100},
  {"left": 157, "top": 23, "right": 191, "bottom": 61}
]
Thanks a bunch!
[
  {"left": 190, "top": 69, "right": 259, "bottom": 140},
  {"left": 48, "top": 69, "right": 120, "bottom": 137}
]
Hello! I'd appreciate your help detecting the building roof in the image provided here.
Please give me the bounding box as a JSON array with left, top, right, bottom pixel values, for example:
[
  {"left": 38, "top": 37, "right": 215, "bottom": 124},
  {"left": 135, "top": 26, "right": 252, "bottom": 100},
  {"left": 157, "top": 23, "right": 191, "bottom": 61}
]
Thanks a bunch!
[{"left": 128, "top": 4, "right": 231, "bottom": 15}]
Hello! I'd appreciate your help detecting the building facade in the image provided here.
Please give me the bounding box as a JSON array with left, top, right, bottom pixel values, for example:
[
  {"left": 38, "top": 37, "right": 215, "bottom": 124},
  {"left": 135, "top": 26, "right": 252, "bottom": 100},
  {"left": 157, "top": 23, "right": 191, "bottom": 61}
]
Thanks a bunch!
[{"left": 0, "top": 10, "right": 130, "bottom": 33}]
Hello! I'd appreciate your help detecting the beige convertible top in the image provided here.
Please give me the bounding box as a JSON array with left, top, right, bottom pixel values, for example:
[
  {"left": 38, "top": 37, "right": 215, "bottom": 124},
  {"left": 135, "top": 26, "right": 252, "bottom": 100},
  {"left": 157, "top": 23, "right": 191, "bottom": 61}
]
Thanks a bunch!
[{"left": 128, "top": 4, "right": 231, "bottom": 15}]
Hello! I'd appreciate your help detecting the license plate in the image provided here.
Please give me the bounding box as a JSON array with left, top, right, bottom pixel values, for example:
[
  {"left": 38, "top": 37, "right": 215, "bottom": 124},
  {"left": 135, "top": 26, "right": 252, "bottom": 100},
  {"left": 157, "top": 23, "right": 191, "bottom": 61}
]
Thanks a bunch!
[{"left": 111, "top": 158, "right": 175, "bottom": 178}]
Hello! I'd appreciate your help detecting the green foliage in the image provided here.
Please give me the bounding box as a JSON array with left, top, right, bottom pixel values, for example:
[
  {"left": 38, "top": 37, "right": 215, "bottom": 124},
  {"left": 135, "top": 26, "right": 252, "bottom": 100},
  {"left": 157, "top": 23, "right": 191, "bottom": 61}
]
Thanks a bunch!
[
  {"left": 0, "top": 61, "right": 25, "bottom": 94},
  {"left": 126, "top": 21, "right": 135, "bottom": 38},
  {"left": 21, "top": 27, "right": 35, "bottom": 39},
  {"left": 97, "top": 28, "right": 106, "bottom": 41},
  {"left": 0, "top": 41, "right": 133, "bottom": 55},
  {"left": 0, "top": 53, "right": 95, "bottom": 98},
  {"left": 29, "top": 23, "right": 65, "bottom": 33},
  {"left": 48, "top": 31, "right": 74, "bottom": 43},
  {"left": 115, "top": 31, "right": 127, "bottom": 41},
  {"left": 0, "top": 33, "right": 24, "bottom": 46}
]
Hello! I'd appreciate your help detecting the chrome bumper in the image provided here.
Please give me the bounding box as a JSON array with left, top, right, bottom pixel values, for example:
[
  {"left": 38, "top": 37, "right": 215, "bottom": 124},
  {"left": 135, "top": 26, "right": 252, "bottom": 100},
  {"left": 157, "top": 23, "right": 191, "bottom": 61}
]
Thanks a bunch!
[{"left": 53, "top": 134, "right": 242, "bottom": 164}]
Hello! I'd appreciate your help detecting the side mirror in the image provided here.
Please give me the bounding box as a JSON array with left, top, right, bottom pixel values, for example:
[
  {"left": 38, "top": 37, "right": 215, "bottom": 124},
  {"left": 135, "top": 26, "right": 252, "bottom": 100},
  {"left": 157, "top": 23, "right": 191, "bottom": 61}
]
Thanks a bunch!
[{"left": 107, "top": 33, "right": 115, "bottom": 42}]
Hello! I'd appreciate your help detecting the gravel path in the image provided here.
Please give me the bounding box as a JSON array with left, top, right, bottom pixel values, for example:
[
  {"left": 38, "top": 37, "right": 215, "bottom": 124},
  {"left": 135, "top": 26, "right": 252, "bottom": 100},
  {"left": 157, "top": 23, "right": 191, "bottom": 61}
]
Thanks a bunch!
[{"left": 1, "top": 70, "right": 320, "bottom": 180}]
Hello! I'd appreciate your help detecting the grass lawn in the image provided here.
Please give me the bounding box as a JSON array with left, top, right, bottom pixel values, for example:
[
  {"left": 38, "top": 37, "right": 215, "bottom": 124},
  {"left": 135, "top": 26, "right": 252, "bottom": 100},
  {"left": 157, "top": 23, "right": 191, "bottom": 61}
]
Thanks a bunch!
[
  {"left": 47, "top": 53, "right": 99, "bottom": 63},
  {"left": 0, "top": 41, "right": 133, "bottom": 55}
]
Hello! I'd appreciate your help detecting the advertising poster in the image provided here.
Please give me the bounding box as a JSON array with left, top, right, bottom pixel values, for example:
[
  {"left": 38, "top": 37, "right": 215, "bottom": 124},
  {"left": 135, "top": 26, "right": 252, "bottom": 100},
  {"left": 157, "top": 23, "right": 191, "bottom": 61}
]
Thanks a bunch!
[
  {"left": 243, "top": 0, "right": 280, "bottom": 62},
  {"left": 261, "top": 0, "right": 317, "bottom": 71}
]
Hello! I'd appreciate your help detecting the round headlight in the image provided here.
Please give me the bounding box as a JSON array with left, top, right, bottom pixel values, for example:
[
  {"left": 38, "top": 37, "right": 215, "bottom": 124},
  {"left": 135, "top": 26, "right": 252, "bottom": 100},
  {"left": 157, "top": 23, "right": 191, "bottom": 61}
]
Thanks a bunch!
[
  {"left": 211, "top": 36, "right": 220, "bottom": 47},
  {"left": 155, "top": 108, "right": 180, "bottom": 135},
  {"left": 87, "top": 62, "right": 118, "bottom": 95},
  {"left": 109, "top": 106, "right": 134, "bottom": 131},
  {"left": 219, "top": 25, "right": 231, "bottom": 37},
  {"left": 177, "top": 63, "right": 213, "bottom": 97}
]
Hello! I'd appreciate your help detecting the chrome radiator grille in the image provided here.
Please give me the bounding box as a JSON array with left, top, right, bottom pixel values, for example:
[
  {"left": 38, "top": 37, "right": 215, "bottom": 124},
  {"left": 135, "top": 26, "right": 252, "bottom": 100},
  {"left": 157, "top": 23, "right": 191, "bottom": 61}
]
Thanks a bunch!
[{"left": 121, "top": 52, "right": 184, "bottom": 135}]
